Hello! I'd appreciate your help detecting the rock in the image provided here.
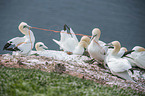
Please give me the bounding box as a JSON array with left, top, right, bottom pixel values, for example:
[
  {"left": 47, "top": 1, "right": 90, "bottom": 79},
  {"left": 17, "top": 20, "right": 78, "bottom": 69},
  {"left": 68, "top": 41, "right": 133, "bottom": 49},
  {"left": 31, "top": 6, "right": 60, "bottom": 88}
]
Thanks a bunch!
[{"left": 54, "top": 63, "right": 66, "bottom": 74}]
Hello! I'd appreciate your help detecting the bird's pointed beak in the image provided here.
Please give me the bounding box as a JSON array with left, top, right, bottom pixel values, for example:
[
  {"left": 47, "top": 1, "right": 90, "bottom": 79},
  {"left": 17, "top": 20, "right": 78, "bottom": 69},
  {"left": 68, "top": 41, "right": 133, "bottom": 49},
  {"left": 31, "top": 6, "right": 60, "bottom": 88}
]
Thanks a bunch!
[
  {"left": 23, "top": 24, "right": 31, "bottom": 29},
  {"left": 3, "top": 43, "right": 11, "bottom": 50},
  {"left": 108, "top": 46, "right": 114, "bottom": 48},
  {"left": 27, "top": 25, "right": 32, "bottom": 29},
  {"left": 122, "top": 50, "right": 135, "bottom": 57},
  {"left": 105, "top": 43, "right": 113, "bottom": 47},
  {"left": 90, "top": 34, "right": 97, "bottom": 41},
  {"left": 127, "top": 50, "right": 135, "bottom": 53},
  {"left": 43, "top": 45, "right": 48, "bottom": 50}
]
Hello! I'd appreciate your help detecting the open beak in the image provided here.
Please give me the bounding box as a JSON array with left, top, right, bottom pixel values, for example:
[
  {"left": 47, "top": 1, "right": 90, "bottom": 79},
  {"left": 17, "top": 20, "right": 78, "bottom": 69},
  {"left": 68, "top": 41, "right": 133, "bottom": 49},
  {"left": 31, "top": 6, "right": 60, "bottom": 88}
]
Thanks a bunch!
[{"left": 3, "top": 43, "right": 11, "bottom": 50}]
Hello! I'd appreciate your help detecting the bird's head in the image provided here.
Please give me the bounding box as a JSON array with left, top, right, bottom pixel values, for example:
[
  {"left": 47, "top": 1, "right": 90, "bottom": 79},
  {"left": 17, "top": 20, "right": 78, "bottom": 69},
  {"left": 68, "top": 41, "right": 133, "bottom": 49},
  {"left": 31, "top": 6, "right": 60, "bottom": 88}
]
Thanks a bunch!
[
  {"left": 91, "top": 28, "right": 101, "bottom": 41},
  {"left": 35, "top": 42, "right": 48, "bottom": 51},
  {"left": 80, "top": 36, "right": 90, "bottom": 45},
  {"left": 132, "top": 46, "right": 145, "bottom": 52},
  {"left": 18, "top": 22, "right": 31, "bottom": 35}
]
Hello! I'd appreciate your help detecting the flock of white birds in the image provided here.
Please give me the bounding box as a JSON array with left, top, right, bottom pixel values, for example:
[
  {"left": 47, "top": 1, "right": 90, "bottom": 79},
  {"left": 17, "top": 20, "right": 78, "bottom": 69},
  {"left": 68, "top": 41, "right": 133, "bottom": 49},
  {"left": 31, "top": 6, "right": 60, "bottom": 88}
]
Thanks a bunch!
[{"left": 3, "top": 22, "right": 145, "bottom": 82}]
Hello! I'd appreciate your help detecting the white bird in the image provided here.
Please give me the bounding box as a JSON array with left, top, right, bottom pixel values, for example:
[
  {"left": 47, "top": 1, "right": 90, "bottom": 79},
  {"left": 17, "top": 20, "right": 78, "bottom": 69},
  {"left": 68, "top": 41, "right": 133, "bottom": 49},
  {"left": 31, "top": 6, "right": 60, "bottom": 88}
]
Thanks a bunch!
[
  {"left": 53, "top": 25, "right": 90, "bottom": 55},
  {"left": 3, "top": 22, "right": 35, "bottom": 56},
  {"left": 88, "top": 28, "right": 108, "bottom": 62},
  {"left": 105, "top": 41, "right": 134, "bottom": 81},
  {"left": 129, "top": 46, "right": 145, "bottom": 69},
  {"left": 30, "top": 42, "right": 48, "bottom": 56},
  {"left": 73, "top": 41, "right": 88, "bottom": 55},
  {"left": 53, "top": 27, "right": 78, "bottom": 52},
  {"left": 35, "top": 42, "right": 48, "bottom": 51}
]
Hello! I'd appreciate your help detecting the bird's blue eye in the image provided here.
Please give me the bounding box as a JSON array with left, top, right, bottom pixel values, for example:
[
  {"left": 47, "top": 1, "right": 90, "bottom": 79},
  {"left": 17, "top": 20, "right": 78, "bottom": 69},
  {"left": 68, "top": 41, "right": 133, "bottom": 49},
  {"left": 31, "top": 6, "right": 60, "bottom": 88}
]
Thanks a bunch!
[{"left": 10, "top": 41, "right": 12, "bottom": 43}]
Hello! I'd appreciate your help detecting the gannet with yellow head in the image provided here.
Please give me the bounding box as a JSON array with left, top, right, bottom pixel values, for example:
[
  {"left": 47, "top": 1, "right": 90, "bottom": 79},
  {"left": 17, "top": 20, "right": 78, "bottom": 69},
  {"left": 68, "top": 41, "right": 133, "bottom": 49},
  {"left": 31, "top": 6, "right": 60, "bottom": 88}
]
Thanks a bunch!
[
  {"left": 130, "top": 46, "right": 145, "bottom": 69},
  {"left": 3, "top": 22, "right": 35, "bottom": 56},
  {"left": 35, "top": 42, "right": 48, "bottom": 51},
  {"left": 53, "top": 25, "right": 90, "bottom": 55},
  {"left": 88, "top": 28, "right": 108, "bottom": 62},
  {"left": 105, "top": 41, "right": 134, "bottom": 82},
  {"left": 53, "top": 25, "right": 79, "bottom": 52}
]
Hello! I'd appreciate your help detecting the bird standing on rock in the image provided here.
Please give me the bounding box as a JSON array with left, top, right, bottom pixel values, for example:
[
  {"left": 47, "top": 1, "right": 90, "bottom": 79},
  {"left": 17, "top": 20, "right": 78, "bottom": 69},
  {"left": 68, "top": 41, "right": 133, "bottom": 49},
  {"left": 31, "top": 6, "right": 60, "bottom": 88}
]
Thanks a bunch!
[
  {"left": 88, "top": 28, "right": 108, "bottom": 62},
  {"left": 129, "top": 46, "right": 145, "bottom": 69},
  {"left": 105, "top": 41, "right": 134, "bottom": 82},
  {"left": 3, "top": 22, "right": 35, "bottom": 56}
]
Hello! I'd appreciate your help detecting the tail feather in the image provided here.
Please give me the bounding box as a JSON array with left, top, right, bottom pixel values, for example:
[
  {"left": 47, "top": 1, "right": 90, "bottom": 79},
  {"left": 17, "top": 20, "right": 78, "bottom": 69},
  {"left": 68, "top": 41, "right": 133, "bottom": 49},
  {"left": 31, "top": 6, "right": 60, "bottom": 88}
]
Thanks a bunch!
[
  {"left": 52, "top": 39, "right": 63, "bottom": 50},
  {"left": 52, "top": 39, "right": 62, "bottom": 46},
  {"left": 113, "top": 71, "right": 135, "bottom": 82}
]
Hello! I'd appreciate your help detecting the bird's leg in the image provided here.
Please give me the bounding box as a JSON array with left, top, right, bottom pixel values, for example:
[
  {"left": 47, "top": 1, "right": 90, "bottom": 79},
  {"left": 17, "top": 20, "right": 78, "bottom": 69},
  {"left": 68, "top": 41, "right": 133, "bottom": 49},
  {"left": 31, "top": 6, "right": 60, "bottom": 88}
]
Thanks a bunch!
[
  {"left": 84, "top": 58, "right": 96, "bottom": 64},
  {"left": 129, "top": 69, "right": 134, "bottom": 74},
  {"left": 97, "top": 61, "right": 109, "bottom": 69},
  {"left": 103, "top": 63, "right": 109, "bottom": 69}
]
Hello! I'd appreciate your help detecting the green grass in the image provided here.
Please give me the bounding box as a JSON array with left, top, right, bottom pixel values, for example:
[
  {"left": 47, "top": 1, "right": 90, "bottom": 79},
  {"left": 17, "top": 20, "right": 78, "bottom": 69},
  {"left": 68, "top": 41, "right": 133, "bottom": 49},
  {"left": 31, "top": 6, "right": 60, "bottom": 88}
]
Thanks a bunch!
[{"left": 0, "top": 66, "right": 143, "bottom": 96}]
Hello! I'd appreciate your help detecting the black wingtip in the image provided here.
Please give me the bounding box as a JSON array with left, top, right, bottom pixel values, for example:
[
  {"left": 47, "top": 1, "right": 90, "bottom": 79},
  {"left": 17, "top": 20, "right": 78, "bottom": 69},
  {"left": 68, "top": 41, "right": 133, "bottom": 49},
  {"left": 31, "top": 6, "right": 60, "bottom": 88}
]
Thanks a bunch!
[
  {"left": 3, "top": 42, "right": 21, "bottom": 51},
  {"left": 14, "top": 47, "right": 21, "bottom": 51},
  {"left": 3, "top": 43, "right": 11, "bottom": 50},
  {"left": 64, "top": 24, "right": 67, "bottom": 31},
  {"left": 64, "top": 24, "right": 70, "bottom": 31}
]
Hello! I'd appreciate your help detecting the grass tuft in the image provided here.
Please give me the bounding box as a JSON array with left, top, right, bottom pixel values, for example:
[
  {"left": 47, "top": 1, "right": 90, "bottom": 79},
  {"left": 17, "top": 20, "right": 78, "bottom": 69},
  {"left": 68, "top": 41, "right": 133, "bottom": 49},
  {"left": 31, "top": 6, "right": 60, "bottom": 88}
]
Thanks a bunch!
[{"left": 0, "top": 66, "right": 143, "bottom": 96}]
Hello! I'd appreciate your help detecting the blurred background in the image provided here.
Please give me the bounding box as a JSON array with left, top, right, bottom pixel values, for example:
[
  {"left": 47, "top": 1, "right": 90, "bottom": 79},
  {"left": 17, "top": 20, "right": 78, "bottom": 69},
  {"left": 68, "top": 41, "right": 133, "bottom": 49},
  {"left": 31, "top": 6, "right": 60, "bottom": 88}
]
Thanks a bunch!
[{"left": 0, "top": 0, "right": 145, "bottom": 54}]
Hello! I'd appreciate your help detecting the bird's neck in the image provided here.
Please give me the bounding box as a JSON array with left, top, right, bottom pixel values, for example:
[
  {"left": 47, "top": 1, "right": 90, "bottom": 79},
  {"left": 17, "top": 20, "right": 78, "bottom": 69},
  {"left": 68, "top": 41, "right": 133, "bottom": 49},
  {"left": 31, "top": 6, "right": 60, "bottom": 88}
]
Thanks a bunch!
[
  {"left": 36, "top": 48, "right": 45, "bottom": 51},
  {"left": 25, "top": 30, "right": 34, "bottom": 38},
  {"left": 93, "top": 36, "right": 99, "bottom": 42}
]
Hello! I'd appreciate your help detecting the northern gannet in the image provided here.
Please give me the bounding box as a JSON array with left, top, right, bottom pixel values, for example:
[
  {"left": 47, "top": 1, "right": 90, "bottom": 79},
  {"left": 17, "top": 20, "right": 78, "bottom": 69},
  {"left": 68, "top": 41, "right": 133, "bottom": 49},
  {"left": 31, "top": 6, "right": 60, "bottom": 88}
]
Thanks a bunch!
[
  {"left": 3, "top": 22, "right": 35, "bottom": 56},
  {"left": 30, "top": 42, "right": 48, "bottom": 56},
  {"left": 35, "top": 42, "right": 48, "bottom": 51},
  {"left": 129, "top": 46, "right": 145, "bottom": 69},
  {"left": 73, "top": 41, "right": 88, "bottom": 55},
  {"left": 53, "top": 25, "right": 78, "bottom": 52},
  {"left": 88, "top": 28, "right": 108, "bottom": 62},
  {"left": 53, "top": 25, "right": 90, "bottom": 55},
  {"left": 105, "top": 41, "right": 134, "bottom": 81}
]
